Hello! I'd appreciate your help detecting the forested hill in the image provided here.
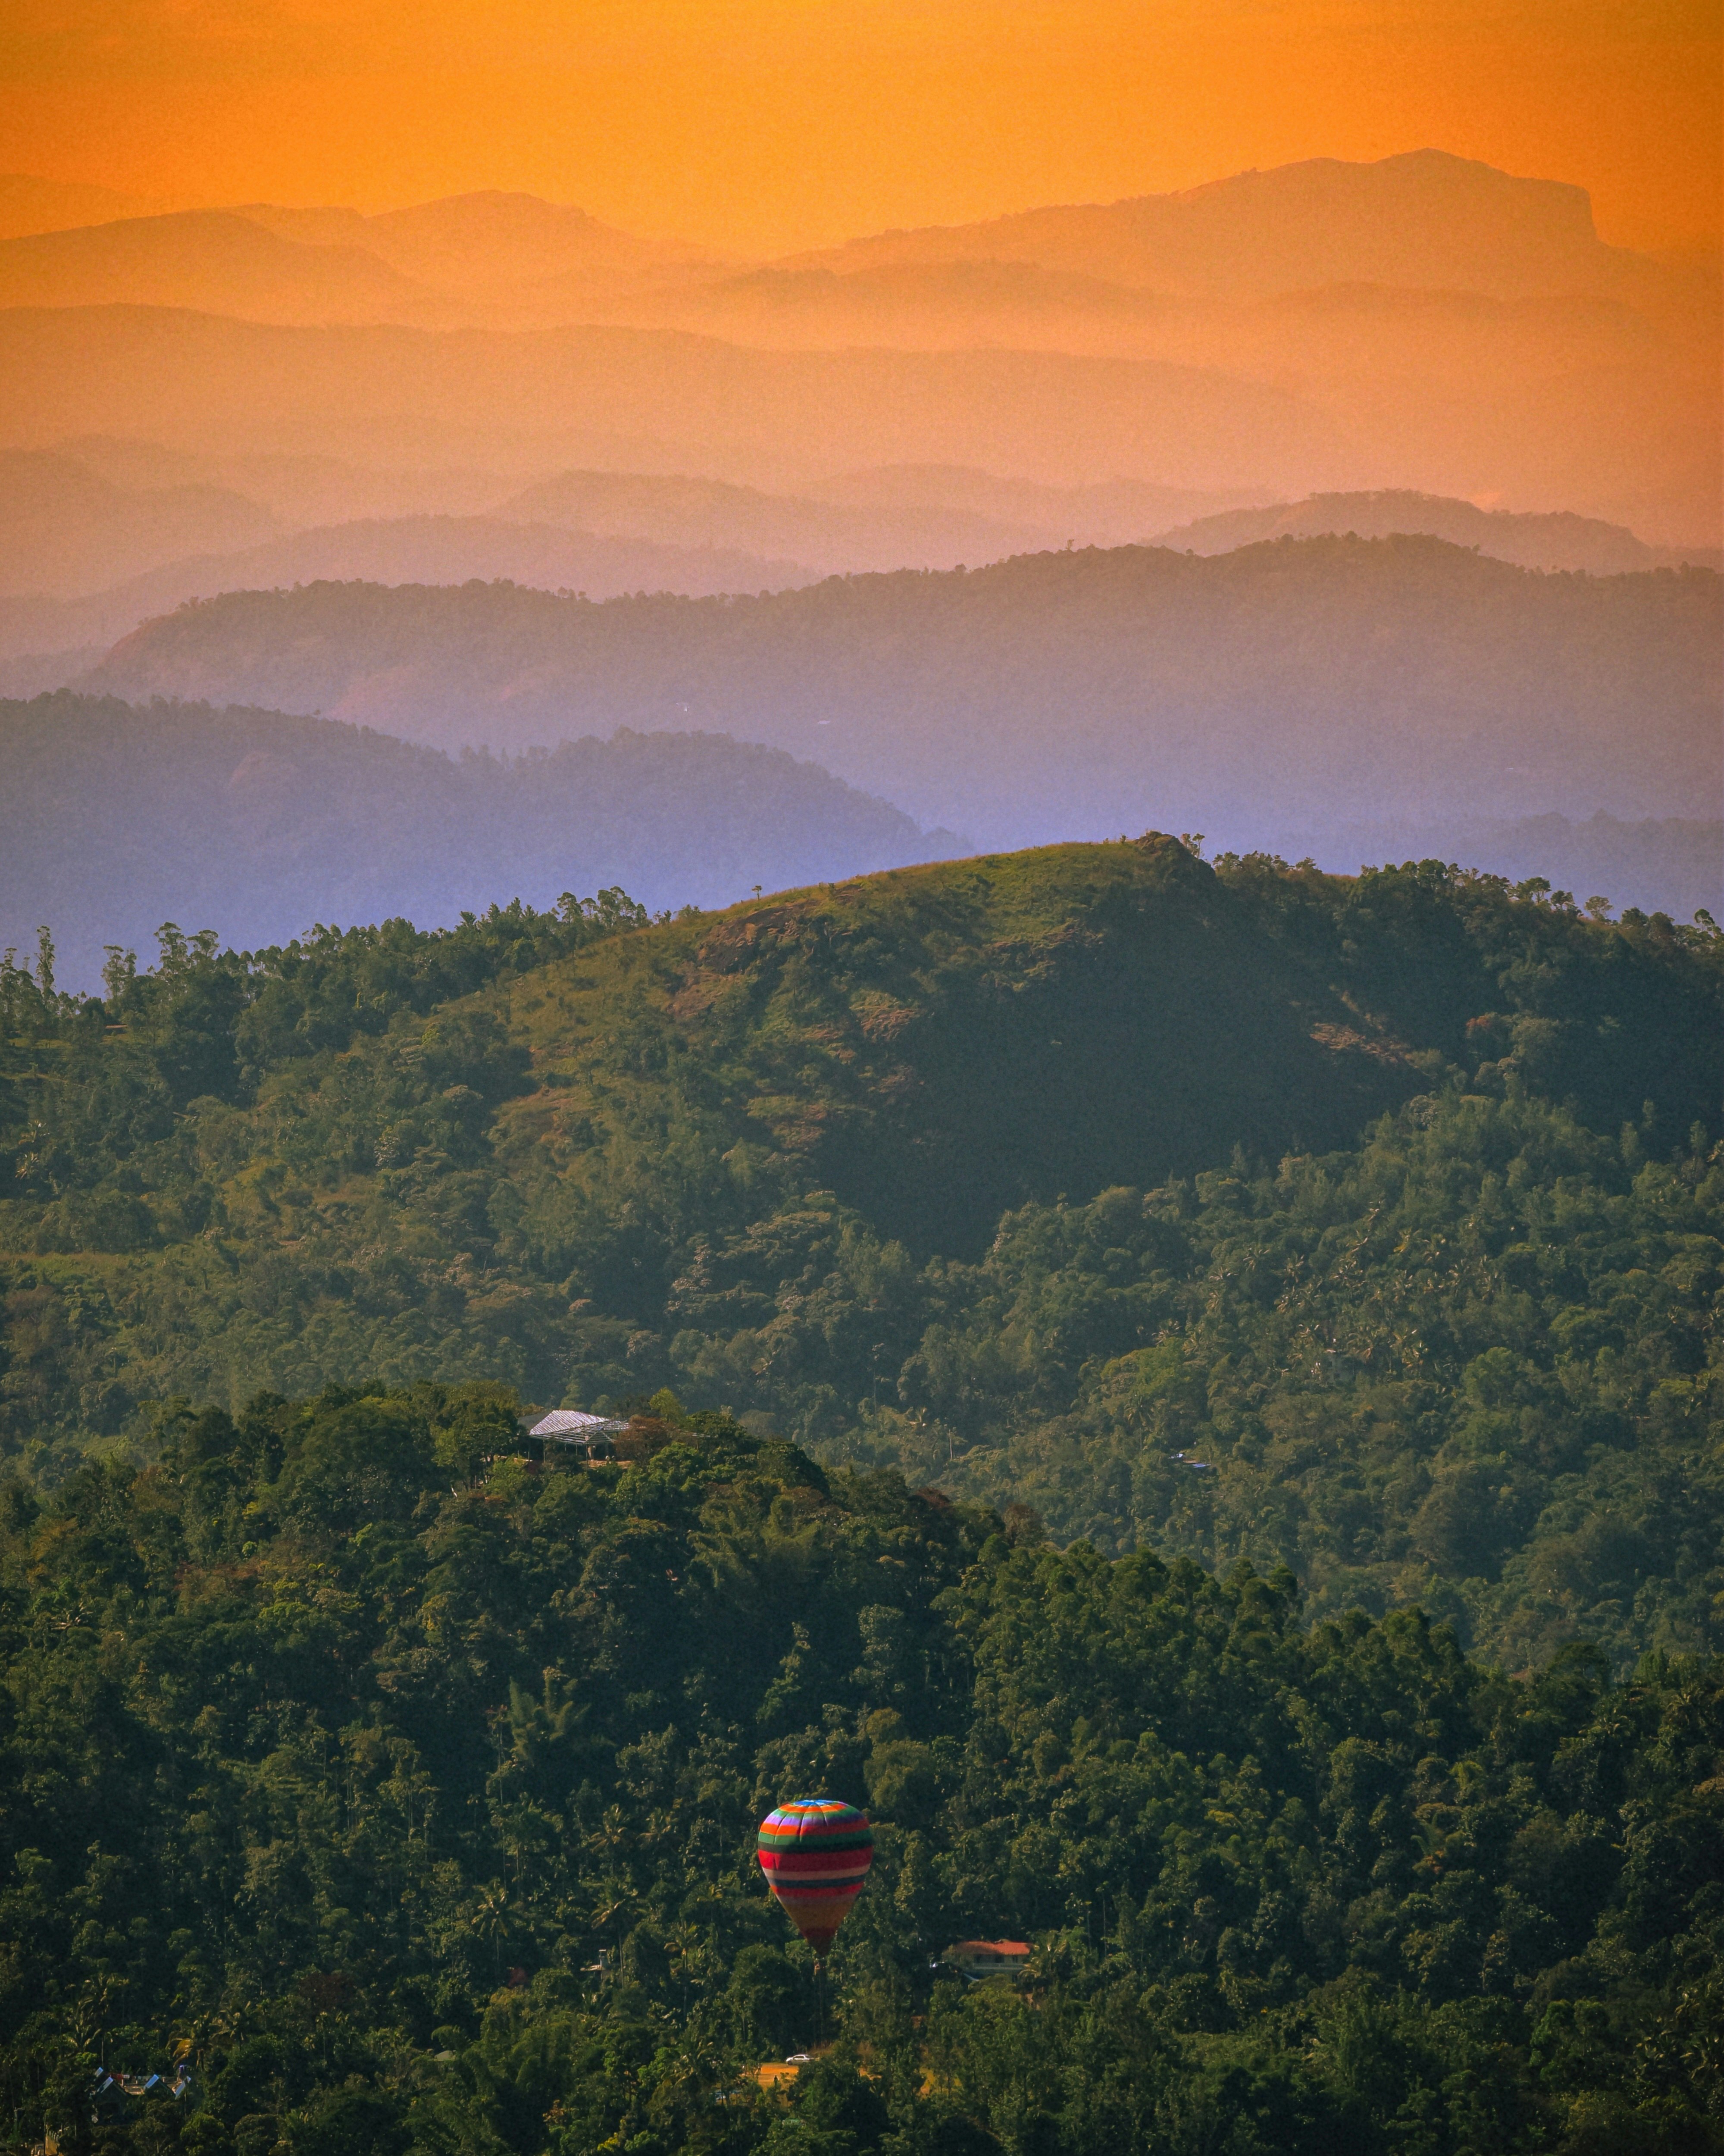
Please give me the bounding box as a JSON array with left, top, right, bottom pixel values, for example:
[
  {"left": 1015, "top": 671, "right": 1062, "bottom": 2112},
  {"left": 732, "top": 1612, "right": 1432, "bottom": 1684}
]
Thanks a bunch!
[
  {"left": 1, "top": 836, "right": 1720, "bottom": 1672},
  {"left": 1, "top": 1386, "right": 1720, "bottom": 2156},
  {"left": 0, "top": 693, "right": 962, "bottom": 987},
  {"left": 77, "top": 539, "right": 1724, "bottom": 848}
]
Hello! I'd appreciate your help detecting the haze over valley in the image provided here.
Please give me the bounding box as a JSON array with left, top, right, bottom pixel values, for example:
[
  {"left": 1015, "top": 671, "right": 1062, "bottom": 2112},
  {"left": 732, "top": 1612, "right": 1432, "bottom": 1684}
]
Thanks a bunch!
[
  {"left": 58, "top": 538, "right": 1718, "bottom": 895},
  {"left": 0, "top": 696, "right": 964, "bottom": 986},
  {"left": 2, "top": 145, "right": 1718, "bottom": 952}
]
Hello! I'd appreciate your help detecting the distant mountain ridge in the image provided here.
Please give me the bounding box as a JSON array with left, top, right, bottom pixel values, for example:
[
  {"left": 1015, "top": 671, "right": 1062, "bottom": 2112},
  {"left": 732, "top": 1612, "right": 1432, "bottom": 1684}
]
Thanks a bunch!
[
  {"left": 0, "top": 448, "right": 1264, "bottom": 673},
  {"left": 1, "top": 302, "right": 1707, "bottom": 544},
  {"left": 0, "top": 512, "right": 813, "bottom": 654},
  {"left": 780, "top": 150, "right": 1655, "bottom": 303},
  {"left": 0, "top": 172, "right": 157, "bottom": 240},
  {"left": 0, "top": 146, "right": 1713, "bottom": 539},
  {"left": 6, "top": 445, "right": 1707, "bottom": 658},
  {"left": 0, "top": 694, "right": 964, "bottom": 988},
  {"left": 0, "top": 154, "right": 1678, "bottom": 321},
  {"left": 237, "top": 189, "right": 706, "bottom": 290},
  {"left": 0, "top": 190, "right": 712, "bottom": 327},
  {"left": 1149, "top": 490, "right": 1722, "bottom": 574},
  {"left": 0, "top": 446, "right": 282, "bottom": 596},
  {"left": 76, "top": 538, "right": 1722, "bottom": 851},
  {"left": 0, "top": 307, "right": 1348, "bottom": 492},
  {"left": 490, "top": 468, "right": 1051, "bottom": 572},
  {"left": 0, "top": 210, "right": 462, "bottom": 326}
]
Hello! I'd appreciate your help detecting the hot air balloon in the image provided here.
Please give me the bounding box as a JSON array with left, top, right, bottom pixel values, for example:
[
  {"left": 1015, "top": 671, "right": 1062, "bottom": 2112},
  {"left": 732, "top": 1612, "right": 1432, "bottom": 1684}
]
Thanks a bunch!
[{"left": 757, "top": 1799, "right": 874, "bottom": 1962}]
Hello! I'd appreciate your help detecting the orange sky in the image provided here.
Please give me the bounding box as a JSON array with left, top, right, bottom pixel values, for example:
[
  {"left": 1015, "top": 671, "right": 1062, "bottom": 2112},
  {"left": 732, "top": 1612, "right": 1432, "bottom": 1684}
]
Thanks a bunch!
[{"left": 3, "top": 0, "right": 1718, "bottom": 256}]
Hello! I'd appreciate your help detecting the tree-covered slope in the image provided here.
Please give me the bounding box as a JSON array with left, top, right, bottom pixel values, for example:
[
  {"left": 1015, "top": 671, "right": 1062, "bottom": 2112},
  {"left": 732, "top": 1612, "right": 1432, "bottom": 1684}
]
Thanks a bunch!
[
  {"left": 1, "top": 836, "right": 1719, "bottom": 1667},
  {"left": 0, "top": 1386, "right": 1719, "bottom": 2156}
]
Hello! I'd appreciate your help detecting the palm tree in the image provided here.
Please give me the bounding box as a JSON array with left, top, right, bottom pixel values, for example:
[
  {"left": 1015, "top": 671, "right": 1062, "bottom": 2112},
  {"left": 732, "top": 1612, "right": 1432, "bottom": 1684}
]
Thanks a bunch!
[{"left": 472, "top": 1883, "right": 510, "bottom": 1983}]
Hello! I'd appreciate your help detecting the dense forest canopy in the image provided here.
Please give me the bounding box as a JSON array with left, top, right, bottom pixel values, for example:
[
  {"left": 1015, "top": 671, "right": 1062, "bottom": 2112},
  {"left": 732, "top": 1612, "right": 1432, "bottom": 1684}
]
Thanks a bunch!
[
  {"left": 0, "top": 696, "right": 958, "bottom": 988},
  {"left": 1277, "top": 813, "right": 1720, "bottom": 929},
  {"left": 1, "top": 835, "right": 1719, "bottom": 1674},
  {"left": 78, "top": 540, "right": 1724, "bottom": 848},
  {"left": 0, "top": 1385, "right": 1719, "bottom": 2156}
]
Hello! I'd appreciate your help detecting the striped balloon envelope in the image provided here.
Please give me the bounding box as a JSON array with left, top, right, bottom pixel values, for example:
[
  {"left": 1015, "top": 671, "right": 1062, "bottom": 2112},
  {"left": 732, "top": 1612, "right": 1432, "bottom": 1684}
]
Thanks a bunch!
[{"left": 757, "top": 1799, "right": 874, "bottom": 1957}]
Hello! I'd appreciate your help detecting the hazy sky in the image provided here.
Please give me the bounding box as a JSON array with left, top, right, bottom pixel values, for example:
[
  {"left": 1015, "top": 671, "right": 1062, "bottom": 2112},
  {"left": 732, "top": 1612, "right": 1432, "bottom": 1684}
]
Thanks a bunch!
[{"left": 3, "top": 0, "right": 1718, "bottom": 255}]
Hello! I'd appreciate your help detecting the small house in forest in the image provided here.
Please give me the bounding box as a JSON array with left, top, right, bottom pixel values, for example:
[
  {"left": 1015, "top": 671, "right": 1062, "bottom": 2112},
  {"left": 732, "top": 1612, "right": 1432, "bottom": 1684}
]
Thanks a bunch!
[
  {"left": 526, "top": 1408, "right": 626, "bottom": 1462},
  {"left": 943, "top": 1939, "right": 1032, "bottom": 1981}
]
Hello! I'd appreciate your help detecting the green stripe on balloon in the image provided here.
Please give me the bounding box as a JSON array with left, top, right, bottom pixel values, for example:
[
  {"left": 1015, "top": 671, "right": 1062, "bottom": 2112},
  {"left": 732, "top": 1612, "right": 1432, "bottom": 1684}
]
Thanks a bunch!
[{"left": 757, "top": 1800, "right": 874, "bottom": 1957}]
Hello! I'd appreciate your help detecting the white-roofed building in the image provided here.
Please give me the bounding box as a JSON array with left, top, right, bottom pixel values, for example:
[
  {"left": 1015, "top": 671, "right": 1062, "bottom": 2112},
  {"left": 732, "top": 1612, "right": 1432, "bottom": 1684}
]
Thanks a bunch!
[{"left": 527, "top": 1409, "right": 626, "bottom": 1460}]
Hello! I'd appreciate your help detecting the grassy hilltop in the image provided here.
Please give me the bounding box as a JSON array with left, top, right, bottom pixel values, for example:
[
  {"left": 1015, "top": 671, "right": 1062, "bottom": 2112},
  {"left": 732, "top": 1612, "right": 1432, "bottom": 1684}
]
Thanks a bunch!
[{"left": 2, "top": 834, "right": 1720, "bottom": 1670}]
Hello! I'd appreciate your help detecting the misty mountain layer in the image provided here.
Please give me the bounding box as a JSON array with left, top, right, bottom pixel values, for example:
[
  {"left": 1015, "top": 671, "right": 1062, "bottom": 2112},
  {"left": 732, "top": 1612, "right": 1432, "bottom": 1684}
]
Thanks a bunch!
[
  {"left": 0, "top": 447, "right": 1265, "bottom": 674},
  {"left": 0, "top": 694, "right": 962, "bottom": 987},
  {"left": 1, "top": 153, "right": 1656, "bottom": 320},
  {"left": 1152, "top": 489, "right": 1721, "bottom": 574},
  {"left": 1, "top": 150, "right": 1714, "bottom": 540},
  {"left": 0, "top": 307, "right": 1348, "bottom": 496},
  {"left": 5, "top": 445, "right": 1715, "bottom": 710},
  {"left": 79, "top": 539, "right": 1723, "bottom": 851}
]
